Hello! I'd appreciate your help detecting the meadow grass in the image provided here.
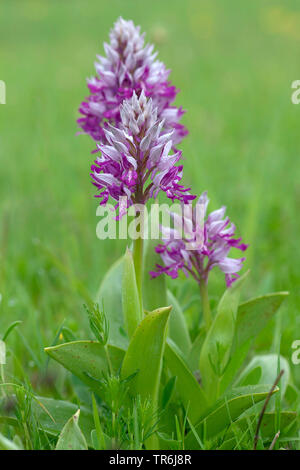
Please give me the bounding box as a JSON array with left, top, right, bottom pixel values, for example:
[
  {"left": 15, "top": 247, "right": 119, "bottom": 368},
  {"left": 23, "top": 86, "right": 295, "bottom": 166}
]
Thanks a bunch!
[{"left": 0, "top": 0, "right": 300, "bottom": 448}]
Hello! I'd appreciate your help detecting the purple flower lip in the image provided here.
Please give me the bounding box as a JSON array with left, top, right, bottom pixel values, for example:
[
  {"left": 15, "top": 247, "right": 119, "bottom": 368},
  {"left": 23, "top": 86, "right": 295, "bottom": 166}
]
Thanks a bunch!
[
  {"left": 151, "top": 191, "right": 248, "bottom": 288},
  {"left": 77, "top": 17, "right": 188, "bottom": 149},
  {"left": 91, "top": 91, "right": 195, "bottom": 215}
]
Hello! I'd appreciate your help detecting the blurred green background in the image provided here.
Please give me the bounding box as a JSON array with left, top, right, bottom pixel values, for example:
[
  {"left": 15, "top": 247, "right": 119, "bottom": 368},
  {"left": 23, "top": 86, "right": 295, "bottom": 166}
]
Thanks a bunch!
[{"left": 0, "top": 0, "right": 300, "bottom": 385}]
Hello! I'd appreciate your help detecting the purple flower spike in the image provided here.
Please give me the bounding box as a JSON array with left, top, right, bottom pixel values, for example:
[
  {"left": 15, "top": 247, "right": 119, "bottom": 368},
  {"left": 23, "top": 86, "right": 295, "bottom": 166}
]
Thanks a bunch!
[
  {"left": 91, "top": 91, "right": 195, "bottom": 214},
  {"left": 78, "top": 17, "right": 188, "bottom": 148},
  {"left": 150, "top": 192, "right": 248, "bottom": 288}
]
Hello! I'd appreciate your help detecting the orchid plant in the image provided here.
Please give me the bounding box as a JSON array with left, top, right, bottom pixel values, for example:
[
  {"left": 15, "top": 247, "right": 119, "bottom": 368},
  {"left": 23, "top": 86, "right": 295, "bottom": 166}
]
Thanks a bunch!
[{"left": 41, "top": 18, "right": 297, "bottom": 450}]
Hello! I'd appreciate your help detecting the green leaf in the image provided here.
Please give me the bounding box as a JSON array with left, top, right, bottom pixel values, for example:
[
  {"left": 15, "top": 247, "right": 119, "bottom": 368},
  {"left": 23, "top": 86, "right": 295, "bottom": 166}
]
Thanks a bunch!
[
  {"left": 32, "top": 397, "right": 95, "bottom": 445},
  {"left": 56, "top": 410, "right": 88, "bottom": 450},
  {"left": 167, "top": 290, "right": 191, "bottom": 357},
  {"left": 233, "top": 292, "right": 289, "bottom": 352},
  {"left": 187, "top": 328, "right": 206, "bottom": 372},
  {"left": 237, "top": 365, "right": 262, "bottom": 387},
  {"left": 96, "top": 256, "right": 128, "bottom": 348},
  {"left": 218, "top": 340, "right": 252, "bottom": 395},
  {"left": 121, "top": 306, "right": 171, "bottom": 404},
  {"left": 45, "top": 341, "right": 125, "bottom": 396},
  {"left": 161, "top": 376, "right": 177, "bottom": 409},
  {"left": 122, "top": 248, "right": 142, "bottom": 338},
  {"left": 236, "top": 354, "right": 290, "bottom": 400},
  {"left": 199, "top": 272, "right": 249, "bottom": 402},
  {"left": 121, "top": 306, "right": 171, "bottom": 449},
  {"left": 157, "top": 432, "right": 180, "bottom": 450},
  {"left": 184, "top": 384, "right": 279, "bottom": 449},
  {"left": 218, "top": 293, "right": 288, "bottom": 395},
  {"left": 164, "top": 341, "right": 207, "bottom": 424},
  {"left": 143, "top": 233, "right": 167, "bottom": 312},
  {"left": 217, "top": 437, "right": 237, "bottom": 450},
  {"left": 285, "top": 383, "right": 299, "bottom": 407}
]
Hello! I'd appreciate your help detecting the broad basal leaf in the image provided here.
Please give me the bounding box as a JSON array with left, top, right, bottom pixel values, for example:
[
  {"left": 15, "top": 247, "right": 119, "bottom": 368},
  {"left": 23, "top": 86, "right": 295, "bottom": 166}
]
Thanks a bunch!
[
  {"left": 45, "top": 341, "right": 125, "bottom": 396},
  {"left": 218, "top": 340, "right": 252, "bottom": 396},
  {"left": 56, "top": 410, "right": 88, "bottom": 450},
  {"left": 218, "top": 293, "right": 288, "bottom": 395},
  {"left": 164, "top": 341, "right": 207, "bottom": 424},
  {"left": 157, "top": 432, "right": 180, "bottom": 450},
  {"left": 236, "top": 354, "right": 290, "bottom": 399},
  {"left": 285, "top": 383, "right": 300, "bottom": 407},
  {"left": 32, "top": 397, "right": 94, "bottom": 445},
  {"left": 121, "top": 306, "right": 171, "bottom": 403},
  {"left": 233, "top": 292, "right": 289, "bottom": 353},
  {"left": 121, "top": 306, "right": 171, "bottom": 449},
  {"left": 184, "top": 384, "right": 279, "bottom": 449}
]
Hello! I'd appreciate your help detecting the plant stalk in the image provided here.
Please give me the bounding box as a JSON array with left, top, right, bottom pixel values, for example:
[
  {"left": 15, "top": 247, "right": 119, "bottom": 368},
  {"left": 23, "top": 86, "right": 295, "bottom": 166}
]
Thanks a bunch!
[
  {"left": 199, "top": 281, "right": 212, "bottom": 331},
  {"left": 132, "top": 207, "right": 145, "bottom": 315}
]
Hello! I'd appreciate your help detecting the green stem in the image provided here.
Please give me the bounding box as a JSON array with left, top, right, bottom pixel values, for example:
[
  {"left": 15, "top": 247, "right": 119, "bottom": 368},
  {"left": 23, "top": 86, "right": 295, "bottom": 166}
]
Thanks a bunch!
[
  {"left": 132, "top": 209, "right": 144, "bottom": 315},
  {"left": 199, "top": 282, "right": 212, "bottom": 331}
]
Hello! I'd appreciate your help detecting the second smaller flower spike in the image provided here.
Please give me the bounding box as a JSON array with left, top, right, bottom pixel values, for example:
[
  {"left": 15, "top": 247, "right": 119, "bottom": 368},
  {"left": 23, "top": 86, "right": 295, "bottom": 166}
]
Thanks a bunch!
[
  {"left": 150, "top": 192, "right": 248, "bottom": 288},
  {"left": 91, "top": 91, "right": 195, "bottom": 217}
]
